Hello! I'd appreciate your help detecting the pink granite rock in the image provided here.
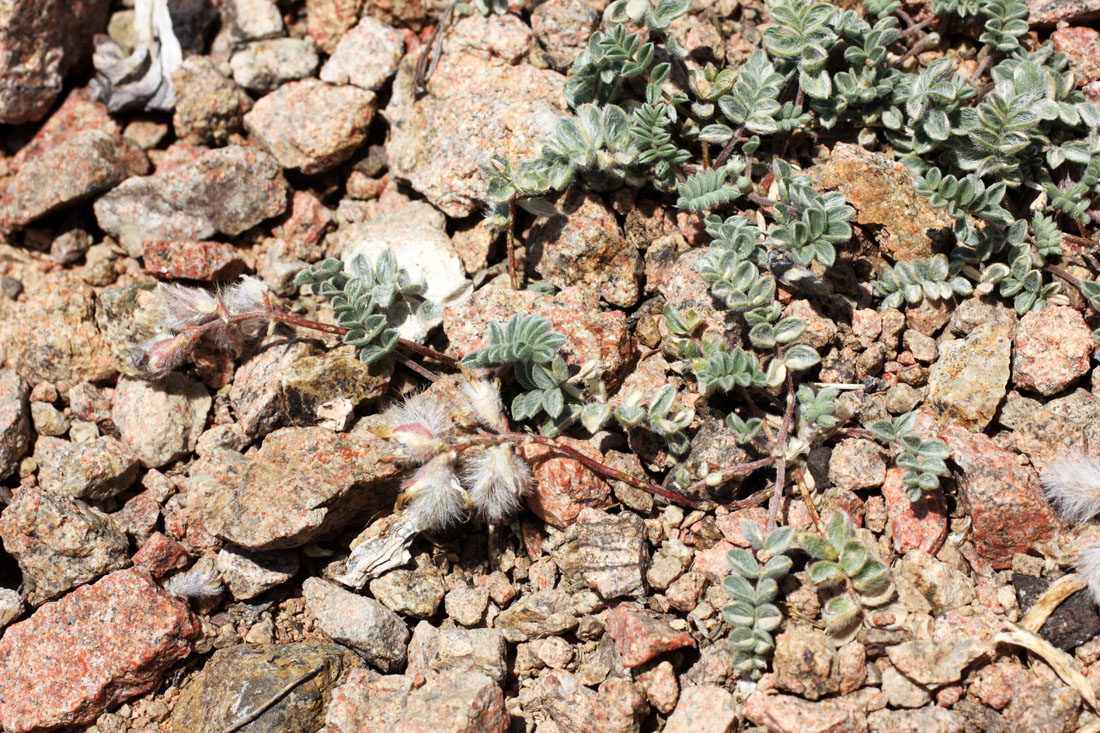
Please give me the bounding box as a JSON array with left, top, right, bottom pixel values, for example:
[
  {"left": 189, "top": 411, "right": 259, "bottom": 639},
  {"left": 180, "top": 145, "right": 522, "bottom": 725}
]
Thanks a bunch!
[
  {"left": 881, "top": 467, "right": 948, "bottom": 554},
  {"left": 741, "top": 690, "right": 868, "bottom": 733},
  {"left": 245, "top": 79, "right": 375, "bottom": 174},
  {"left": 0, "top": 271, "right": 117, "bottom": 389},
  {"left": 132, "top": 531, "right": 189, "bottom": 577},
  {"left": 94, "top": 145, "right": 289, "bottom": 256},
  {"left": 0, "top": 568, "right": 198, "bottom": 732},
  {"left": 0, "top": 0, "right": 110, "bottom": 124},
  {"left": 941, "top": 427, "right": 1059, "bottom": 569},
  {"left": 526, "top": 189, "right": 641, "bottom": 308},
  {"left": 1013, "top": 305, "right": 1094, "bottom": 396},
  {"left": 521, "top": 437, "right": 612, "bottom": 528},
  {"left": 829, "top": 439, "right": 887, "bottom": 490},
  {"left": 204, "top": 427, "right": 401, "bottom": 550},
  {"left": 142, "top": 240, "right": 248, "bottom": 281},
  {"left": 664, "top": 684, "right": 737, "bottom": 733},
  {"left": 445, "top": 284, "right": 633, "bottom": 378},
  {"left": 0, "top": 129, "right": 148, "bottom": 231},
  {"left": 1053, "top": 27, "right": 1100, "bottom": 82},
  {"left": 1028, "top": 0, "right": 1100, "bottom": 25},
  {"left": 605, "top": 602, "right": 695, "bottom": 667},
  {"left": 111, "top": 374, "right": 211, "bottom": 468},
  {"left": 320, "top": 16, "right": 404, "bottom": 90},
  {"left": 540, "top": 670, "right": 649, "bottom": 733},
  {"left": 323, "top": 668, "right": 509, "bottom": 733},
  {"left": 385, "top": 45, "right": 568, "bottom": 217}
]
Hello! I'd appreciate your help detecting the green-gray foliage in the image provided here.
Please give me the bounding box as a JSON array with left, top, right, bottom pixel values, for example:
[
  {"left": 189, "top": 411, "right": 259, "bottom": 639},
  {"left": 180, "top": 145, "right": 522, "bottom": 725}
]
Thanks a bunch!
[
  {"left": 477, "top": 0, "right": 1100, "bottom": 512},
  {"left": 871, "top": 254, "right": 974, "bottom": 310},
  {"left": 613, "top": 385, "right": 695, "bottom": 455},
  {"left": 295, "top": 251, "right": 429, "bottom": 365},
  {"left": 723, "top": 522, "right": 795, "bottom": 677},
  {"left": 869, "top": 412, "right": 951, "bottom": 501},
  {"left": 796, "top": 385, "right": 838, "bottom": 429},
  {"left": 769, "top": 160, "right": 855, "bottom": 268},
  {"left": 461, "top": 315, "right": 583, "bottom": 431},
  {"left": 801, "top": 511, "right": 892, "bottom": 634}
]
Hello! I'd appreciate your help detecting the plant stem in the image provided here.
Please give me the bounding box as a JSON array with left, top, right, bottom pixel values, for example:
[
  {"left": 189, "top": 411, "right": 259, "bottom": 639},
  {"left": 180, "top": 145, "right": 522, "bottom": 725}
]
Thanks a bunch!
[
  {"left": 968, "top": 52, "right": 993, "bottom": 87},
  {"left": 394, "top": 351, "right": 439, "bottom": 382},
  {"left": 795, "top": 469, "right": 824, "bottom": 534},
  {"left": 897, "top": 15, "right": 934, "bottom": 38},
  {"left": 1045, "top": 262, "right": 1083, "bottom": 292},
  {"left": 507, "top": 198, "right": 521, "bottom": 290},
  {"left": 451, "top": 431, "right": 730, "bottom": 509},
  {"left": 682, "top": 456, "right": 777, "bottom": 496},
  {"left": 264, "top": 309, "right": 460, "bottom": 368},
  {"left": 712, "top": 125, "right": 745, "bottom": 170},
  {"left": 766, "top": 354, "right": 798, "bottom": 532}
]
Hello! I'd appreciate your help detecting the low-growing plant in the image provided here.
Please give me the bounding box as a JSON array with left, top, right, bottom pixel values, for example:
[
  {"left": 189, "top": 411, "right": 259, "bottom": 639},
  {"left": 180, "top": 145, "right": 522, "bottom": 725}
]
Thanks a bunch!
[
  {"left": 722, "top": 522, "right": 795, "bottom": 678},
  {"left": 868, "top": 412, "right": 952, "bottom": 501},
  {"left": 801, "top": 511, "right": 893, "bottom": 635}
]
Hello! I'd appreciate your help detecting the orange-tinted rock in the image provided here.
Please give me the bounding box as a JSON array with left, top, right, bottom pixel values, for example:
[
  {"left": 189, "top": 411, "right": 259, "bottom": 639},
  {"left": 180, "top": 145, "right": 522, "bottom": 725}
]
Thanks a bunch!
[{"left": 0, "top": 568, "right": 198, "bottom": 732}]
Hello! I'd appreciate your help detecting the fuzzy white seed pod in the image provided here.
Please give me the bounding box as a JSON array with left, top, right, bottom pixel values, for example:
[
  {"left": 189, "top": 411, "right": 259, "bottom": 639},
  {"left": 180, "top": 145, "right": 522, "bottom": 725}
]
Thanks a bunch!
[
  {"left": 1077, "top": 545, "right": 1100, "bottom": 605},
  {"left": 221, "top": 275, "right": 269, "bottom": 316},
  {"left": 384, "top": 392, "right": 452, "bottom": 462},
  {"left": 463, "top": 444, "right": 532, "bottom": 524},
  {"left": 461, "top": 377, "right": 507, "bottom": 433},
  {"left": 164, "top": 555, "right": 223, "bottom": 599},
  {"left": 1040, "top": 451, "right": 1100, "bottom": 525},
  {"left": 153, "top": 282, "right": 220, "bottom": 332},
  {"left": 399, "top": 453, "right": 469, "bottom": 532}
]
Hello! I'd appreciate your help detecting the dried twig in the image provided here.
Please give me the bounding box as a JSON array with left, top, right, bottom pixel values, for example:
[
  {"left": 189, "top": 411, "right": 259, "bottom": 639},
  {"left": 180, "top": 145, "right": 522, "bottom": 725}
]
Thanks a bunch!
[
  {"left": 995, "top": 622, "right": 1099, "bottom": 714},
  {"left": 1019, "top": 573, "right": 1089, "bottom": 633},
  {"left": 219, "top": 663, "right": 325, "bottom": 733}
]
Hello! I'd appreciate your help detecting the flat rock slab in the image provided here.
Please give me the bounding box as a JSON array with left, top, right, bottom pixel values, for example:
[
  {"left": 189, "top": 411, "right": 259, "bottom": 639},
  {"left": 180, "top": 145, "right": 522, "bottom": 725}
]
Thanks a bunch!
[
  {"left": 385, "top": 49, "right": 567, "bottom": 217},
  {"left": 324, "top": 668, "right": 509, "bottom": 733},
  {"left": 204, "top": 427, "right": 401, "bottom": 550},
  {"left": 0, "top": 487, "right": 130, "bottom": 605},
  {"left": 303, "top": 577, "right": 410, "bottom": 672},
  {"left": 0, "top": 568, "right": 198, "bottom": 733},
  {"left": 94, "top": 145, "right": 288, "bottom": 255},
  {"left": 171, "top": 641, "right": 361, "bottom": 733},
  {"left": 886, "top": 640, "right": 988, "bottom": 686},
  {"left": 0, "top": 129, "right": 148, "bottom": 231}
]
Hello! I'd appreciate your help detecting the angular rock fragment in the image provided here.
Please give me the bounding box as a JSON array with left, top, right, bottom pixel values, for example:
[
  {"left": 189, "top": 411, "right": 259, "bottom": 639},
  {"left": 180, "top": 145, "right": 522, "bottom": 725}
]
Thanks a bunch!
[
  {"left": 303, "top": 577, "right": 409, "bottom": 671},
  {"left": 244, "top": 79, "right": 375, "bottom": 174},
  {"left": 576, "top": 507, "right": 648, "bottom": 599},
  {"left": 171, "top": 641, "right": 360, "bottom": 733},
  {"left": 324, "top": 668, "right": 509, "bottom": 733},
  {"left": 0, "top": 129, "right": 148, "bottom": 231},
  {"left": 0, "top": 568, "right": 198, "bottom": 733},
  {"left": 204, "top": 427, "right": 401, "bottom": 550},
  {"left": 94, "top": 145, "right": 288, "bottom": 255},
  {"left": 0, "top": 488, "right": 130, "bottom": 605},
  {"left": 407, "top": 621, "right": 509, "bottom": 682}
]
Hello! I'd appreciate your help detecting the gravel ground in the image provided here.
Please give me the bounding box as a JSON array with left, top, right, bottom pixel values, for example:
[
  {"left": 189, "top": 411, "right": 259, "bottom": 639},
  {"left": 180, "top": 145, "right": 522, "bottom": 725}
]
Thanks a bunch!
[{"left": 1, "top": 0, "right": 1100, "bottom": 732}]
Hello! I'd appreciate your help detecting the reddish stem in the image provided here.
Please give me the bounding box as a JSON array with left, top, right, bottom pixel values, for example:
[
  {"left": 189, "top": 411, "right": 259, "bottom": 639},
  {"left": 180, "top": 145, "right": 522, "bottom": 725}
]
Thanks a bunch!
[
  {"left": 682, "top": 456, "right": 777, "bottom": 496},
  {"left": 265, "top": 310, "right": 459, "bottom": 368},
  {"left": 767, "top": 352, "right": 798, "bottom": 532},
  {"left": 507, "top": 198, "right": 521, "bottom": 291}
]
